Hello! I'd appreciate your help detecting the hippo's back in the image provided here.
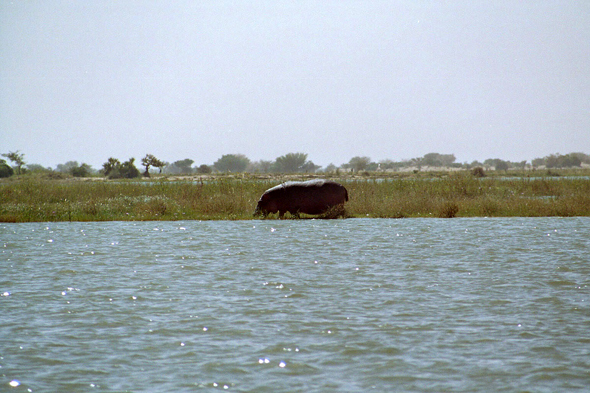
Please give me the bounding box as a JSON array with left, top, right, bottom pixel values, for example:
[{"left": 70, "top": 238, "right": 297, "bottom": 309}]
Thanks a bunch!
[{"left": 275, "top": 180, "right": 348, "bottom": 215}]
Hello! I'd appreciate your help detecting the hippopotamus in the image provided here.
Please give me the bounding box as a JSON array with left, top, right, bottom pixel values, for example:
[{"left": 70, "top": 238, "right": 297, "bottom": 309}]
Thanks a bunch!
[{"left": 254, "top": 179, "right": 349, "bottom": 218}]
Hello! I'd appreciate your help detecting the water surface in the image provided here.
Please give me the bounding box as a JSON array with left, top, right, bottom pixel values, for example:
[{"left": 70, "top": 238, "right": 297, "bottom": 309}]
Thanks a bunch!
[{"left": 1, "top": 218, "right": 589, "bottom": 392}]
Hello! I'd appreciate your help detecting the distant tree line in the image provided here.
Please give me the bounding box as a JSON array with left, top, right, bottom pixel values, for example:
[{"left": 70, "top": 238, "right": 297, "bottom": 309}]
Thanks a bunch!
[
  {"left": 531, "top": 153, "right": 589, "bottom": 169},
  {"left": 1, "top": 151, "right": 589, "bottom": 179},
  {"left": 162, "top": 152, "right": 320, "bottom": 175}
]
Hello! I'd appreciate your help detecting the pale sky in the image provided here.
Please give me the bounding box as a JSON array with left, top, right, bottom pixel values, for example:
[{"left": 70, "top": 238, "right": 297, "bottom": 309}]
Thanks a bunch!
[{"left": 1, "top": 1, "right": 589, "bottom": 169}]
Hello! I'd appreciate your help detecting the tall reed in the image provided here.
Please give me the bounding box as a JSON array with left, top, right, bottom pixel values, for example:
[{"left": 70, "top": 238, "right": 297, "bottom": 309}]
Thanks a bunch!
[
  {"left": 345, "top": 175, "right": 590, "bottom": 218},
  {"left": 1, "top": 174, "right": 589, "bottom": 222}
]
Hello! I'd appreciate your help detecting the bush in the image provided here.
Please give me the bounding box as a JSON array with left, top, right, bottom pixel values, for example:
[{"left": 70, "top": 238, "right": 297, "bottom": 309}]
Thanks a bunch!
[
  {"left": 197, "top": 164, "right": 212, "bottom": 174},
  {"left": 471, "top": 167, "right": 486, "bottom": 177},
  {"left": 103, "top": 157, "right": 140, "bottom": 179},
  {"left": 71, "top": 164, "right": 92, "bottom": 177},
  {"left": 438, "top": 202, "right": 459, "bottom": 218},
  {"left": 0, "top": 162, "right": 14, "bottom": 178},
  {"left": 214, "top": 154, "right": 250, "bottom": 172}
]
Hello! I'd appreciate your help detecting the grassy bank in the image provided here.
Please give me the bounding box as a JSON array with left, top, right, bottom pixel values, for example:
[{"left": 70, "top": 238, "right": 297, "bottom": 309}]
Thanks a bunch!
[{"left": 1, "top": 173, "right": 590, "bottom": 222}]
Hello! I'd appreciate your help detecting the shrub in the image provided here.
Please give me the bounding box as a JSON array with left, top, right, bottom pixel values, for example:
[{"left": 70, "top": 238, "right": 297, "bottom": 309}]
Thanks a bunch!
[
  {"left": 214, "top": 154, "right": 249, "bottom": 172},
  {"left": 471, "top": 167, "right": 486, "bottom": 177},
  {"left": 0, "top": 162, "right": 14, "bottom": 178},
  {"left": 438, "top": 201, "right": 459, "bottom": 218},
  {"left": 103, "top": 158, "right": 140, "bottom": 179},
  {"left": 197, "top": 164, "right": 212, "bottom": 174},
  {"left": 71, "top": 164, "right": 91, "bottom": 177}
]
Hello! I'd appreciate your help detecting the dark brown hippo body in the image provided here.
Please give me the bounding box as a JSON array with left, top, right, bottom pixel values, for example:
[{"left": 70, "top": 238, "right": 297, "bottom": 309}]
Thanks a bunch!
[{"left": 254, "top": 179, "right": 349, "bottom": 218}]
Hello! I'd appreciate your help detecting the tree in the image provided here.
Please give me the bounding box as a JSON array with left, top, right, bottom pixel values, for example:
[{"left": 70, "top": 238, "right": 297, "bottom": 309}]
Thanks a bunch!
[
  {"left": 26, "top": 164, "right": 51, "bottom": 173},
  {"left": 484, "top": 158, "right": 509, "bottom": 171},
  {"left": 536, "top": 153, "right": 583, "bottom": 169},
  {"left": 247, "top": 160, "right": 273, "bottom": 173},
  {"left": 141, "top": 154, "right": 165, "bottom": 177},
  {"left": 273, "top": 152, "right": 309, "bottom": 173},
  {"left": 547, "top": 153, "right": 581, "bottom": 168},
  {"left": 544, "top": 154, "right": 557, "bottom": 168},
  {"left": 173, "top": 159, "right": 195, "bottom": 174},
  {"left": 410, "top": 157, "right": 423, "bottom": 169},
  {"left": 56, "top": 161, "right": 81, "bottom": 173},
  {"left": 323, "top": 163, "right": 338, "bottom": 173},
  {"left": 571, "top": 152, "right": 590, "bottom": 164},
  {"left": 379, "top": 159, "right": 407, "bottom": 171},
  {"left": 120, "top": 158, "right": 140, "bottom": 178},
  {"left": 214, "top": 154, "right": 250, "bottom": 172},
  {"left": 196, "top": 164, "right": 212, "bottom": 174},
  {"left": 154, "top": 159, "right": 167, "bottom": 174},
  {"left": 58, "top": 161, "right": 93, "bottom": 177},
  {"left": 102, "top": 158, "right": 121, "bottom": 177},
  {"left": 71, "top": 163, "right": 92, "bottom": 177},
  {"left": 422, "top": 153, "right": 456, "bottom": 167},
  {"left": 2, "top": 151, "right": 25, "bottom": 175},
  {"left": 422, "top": 153, "right": 440, "bottom": 167},
  {"left": 495, "top": 160, "right": 509, "bottom": 171},
  {"left": 348, "top": 156, "right": 371, "bottom": 172},
  {"left": 0, "top": 159, "right": 14, "bottom": 178},
  {"left": 564, "top": 154, "right": 582, "bottom": 167},
  {"left": 102, "top": 157, "right": 140, "bottom": 179},
  {"left": 301, "top": 160, "right": 321, "bottom": 173}
]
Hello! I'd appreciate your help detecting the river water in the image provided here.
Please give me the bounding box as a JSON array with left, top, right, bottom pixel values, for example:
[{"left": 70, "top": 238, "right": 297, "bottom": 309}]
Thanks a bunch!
[{"left": 1, "top": 218, "right": 589, "bottom": 392}]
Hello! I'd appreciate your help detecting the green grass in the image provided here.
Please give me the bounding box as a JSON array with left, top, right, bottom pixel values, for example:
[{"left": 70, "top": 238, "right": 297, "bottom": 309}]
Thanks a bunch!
[
  {"left": 1, "top": 172, "right": 589, "bottom": 222},
  {"left": 345, "top": 175, "right": 590, "bottom": 218}
]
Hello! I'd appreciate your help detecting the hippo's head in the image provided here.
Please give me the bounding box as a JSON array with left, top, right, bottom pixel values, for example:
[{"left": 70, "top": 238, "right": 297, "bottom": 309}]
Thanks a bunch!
[{"left": 253, "top": 193, "right": 277, "bottom": 217}]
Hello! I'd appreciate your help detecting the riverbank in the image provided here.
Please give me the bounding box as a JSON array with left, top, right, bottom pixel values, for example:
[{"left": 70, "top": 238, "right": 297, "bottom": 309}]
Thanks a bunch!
[{"left": 1, "top": 170, "right": 590, "bottom": 222}]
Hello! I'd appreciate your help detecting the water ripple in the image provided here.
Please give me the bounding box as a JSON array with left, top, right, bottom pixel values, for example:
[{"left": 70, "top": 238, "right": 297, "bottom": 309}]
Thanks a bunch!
[{"left": 1, "top": 218, "right": 589, "bottom": 392}]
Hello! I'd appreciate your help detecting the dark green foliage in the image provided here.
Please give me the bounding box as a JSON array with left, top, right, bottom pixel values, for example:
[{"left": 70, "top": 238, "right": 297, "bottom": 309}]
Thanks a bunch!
[
  {"left": 56, "top": 161, "right": 80, "bottom": 173},
  {"left": 348, "top": 156, "right": 371, "bottom": 172},
  {"left": 71, "top": 163, "right": 92, "bottom": 177},
  {"left": 422, "top": 153, "right": 456, "bottom": 167},
  {"left": 58, "top": 161, "right": 93, "bottom": 177},
  {"left": 274, "top": 153, "right": 306, "bottom": 172},
  {"left": 532, "top": 152, "right": 589, "bottom": 168},
  {"left": 546, "top": 153, "right": 582, "bottom": 168},
  {"left": 0, "top": 160, "right": 13, "bottom": 178},
  {"left": 471, "top": 167, "right": 486, "bottom": 177},
  {"left": 169, "top": 159, "right": 194, "bottom": 174},
  {"left": 141, "top": 154, "right": 166, "bottom": 177},
  {"left": 484, "top": 158, "right": 509, "bottom": 171},
  {"left": 273, "top": 153, "right": 319, "bottom": 173},
  {"left": 102, "top": 158, "right": 120, "bottom": 177},
  {"left": 197, "top": 164, "right": 212, "bottom": 174},
  {"left": 2, "top": 151, "right": 25, "bottom": 174},
  {"left": 26, "top": 164, "right": 52, "bottom": 174},
  {"left": 120, "top": 158, "right": 140, "bottom": 178},
  {"left": 102, "top": 157, "right": 140, "bottom": 179},
  {"left": 247, "top": 160, "right": 273, "bottom": 173},
  {"left": 214, "top": 154, "right": 250, "bottom": 172}
]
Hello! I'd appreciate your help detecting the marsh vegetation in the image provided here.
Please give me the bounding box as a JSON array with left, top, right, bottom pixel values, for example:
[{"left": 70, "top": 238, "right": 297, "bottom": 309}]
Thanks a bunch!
[{"left": 2, "top": 169, "right": 589, "bottom": 222}]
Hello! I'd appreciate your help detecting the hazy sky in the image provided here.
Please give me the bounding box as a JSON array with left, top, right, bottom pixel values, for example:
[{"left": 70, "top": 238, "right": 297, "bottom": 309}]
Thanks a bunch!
[{"left": 1, "top": 1, "right": 589, "bottom": 169}]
